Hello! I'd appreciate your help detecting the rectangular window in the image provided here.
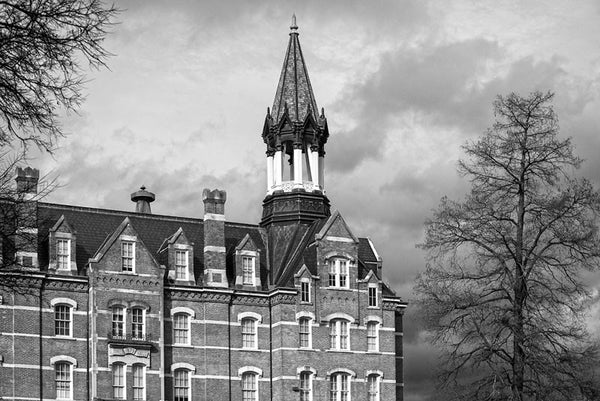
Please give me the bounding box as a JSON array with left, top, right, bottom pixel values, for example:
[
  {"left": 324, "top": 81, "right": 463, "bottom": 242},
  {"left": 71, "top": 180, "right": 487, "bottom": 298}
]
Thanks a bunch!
[
  {"left": 175, "top": 250, "right": 188, "bottom": 280},
  {"left": 55, "top": 362, "right": 71, "bottom": 399},
  {"left": 56, "top": 239, "right": 70, "bottom": 270},
  {"left": 299, "top": 318, "right": 310, "bottom": 348},
  {"left": 112, "top": 306, "right": 125, "bottom": 337},
  {"left": 367, "top": 322, "right": 378, "bottom": 352},
  {"left": 174, "top": 369, "right": 189, "bottom": 401},
  {"left": 112, "top": 364, "right": 125, "bottom": 399},
  {"left": 132, "top": 308, "right": 144, "bottom": 340},
  {"left": 242, "top": 373, "right": 257, "bottom": 401},
  {"left": 133, "top": 365, "right": 145, "bottom": 401},
  {"left": 173, "top": 313, "right": 190, "bottom": 345},
  {"left": 300, "top": 372, "right": 311, "bottom": 401},
  {"left": 122, "top": 241, "right": 134, "bottom": 272},
  {"left": 329, "top": 374, "right": 350, "bottom": 401},
  {"left": 242, "top": 318, "right": 257, "bottom": 349},
  {"left": 330, "top": 319, "right": 350, "bottom": 350},
  {"left": 328, "top": 259, "right": 349, "bottom": 288},
  {"left": 301, "top": 281, "right": 310, "bottom": 303},
  {"left": 242, "top": 256, "right": 254, "bottom": 285},
  {"left": 368, "top": 375, "right": 380, "bottom": 401},
  {"left": 368, "top": 286, "right": 377, "bottom": 307},
  {"left": 54, "top": 305, "right": 71, "bottom": 336}
]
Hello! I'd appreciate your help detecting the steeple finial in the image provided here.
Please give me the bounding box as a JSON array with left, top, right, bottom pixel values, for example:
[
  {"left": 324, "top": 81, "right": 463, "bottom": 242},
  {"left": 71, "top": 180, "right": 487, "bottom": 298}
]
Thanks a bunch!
[{"left": 290, "top": 14, "right": 298, "bottom": 32}]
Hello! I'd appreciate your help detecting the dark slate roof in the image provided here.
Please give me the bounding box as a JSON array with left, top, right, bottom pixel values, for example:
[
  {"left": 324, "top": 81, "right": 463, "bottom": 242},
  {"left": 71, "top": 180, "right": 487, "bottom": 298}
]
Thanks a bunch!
[
  {"left": 36, "top": 203, "right": 265, "bottom": 286},
  {"left": 36, "top": 202, "right": 386, "bottom": 292},
  {"left": 271, "top": 25, "right": 319, "bottom": 124}
]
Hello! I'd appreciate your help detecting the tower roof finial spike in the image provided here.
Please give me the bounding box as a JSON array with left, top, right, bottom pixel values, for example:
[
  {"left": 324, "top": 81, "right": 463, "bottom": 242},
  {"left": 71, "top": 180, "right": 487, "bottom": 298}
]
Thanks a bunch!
[{"left": 290, "top": 13, "right": 298, "bottom": 32}]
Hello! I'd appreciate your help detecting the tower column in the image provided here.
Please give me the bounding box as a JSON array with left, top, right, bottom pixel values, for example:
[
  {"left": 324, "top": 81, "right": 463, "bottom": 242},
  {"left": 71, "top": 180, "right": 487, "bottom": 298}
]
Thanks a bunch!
[
  {"left": 274, "top": 146, "right": 283, "bottom": 187},
  {"left": 293, "top": 143, "right": 303, "bottom": 187},
  {"left": 309, "top": 145, "right": 319, "bottom": 188},
  {"left": 266, "top": 151, "right": 274, "bottom": 192},
  {"left": 318, "top": 151, "right": 325, "bottom": 190}
]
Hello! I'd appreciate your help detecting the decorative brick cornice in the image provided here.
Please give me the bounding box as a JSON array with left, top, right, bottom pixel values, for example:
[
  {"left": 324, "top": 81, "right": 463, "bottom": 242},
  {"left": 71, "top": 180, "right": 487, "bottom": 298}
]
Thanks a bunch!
[
  {"left": 232, "top": 295, "right": 270, "bottom": 306},
  {"left": 382, "top": 298, "right": 408, "bottom": 312},
  {"left": 96, "top": 275, "right": 162, "bottom": 290}
]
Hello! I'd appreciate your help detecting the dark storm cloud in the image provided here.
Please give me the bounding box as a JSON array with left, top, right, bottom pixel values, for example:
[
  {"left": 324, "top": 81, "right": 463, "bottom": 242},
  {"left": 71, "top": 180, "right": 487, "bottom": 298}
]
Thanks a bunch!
[{"left": 327, "top": 38, "right": 581, "bottom": 173}]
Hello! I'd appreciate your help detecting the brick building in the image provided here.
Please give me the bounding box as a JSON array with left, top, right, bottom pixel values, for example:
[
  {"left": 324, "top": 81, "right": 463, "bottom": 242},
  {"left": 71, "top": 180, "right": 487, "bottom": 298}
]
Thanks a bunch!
[{"left": 0, "top": 19, "right": 407, "bottom": 401}]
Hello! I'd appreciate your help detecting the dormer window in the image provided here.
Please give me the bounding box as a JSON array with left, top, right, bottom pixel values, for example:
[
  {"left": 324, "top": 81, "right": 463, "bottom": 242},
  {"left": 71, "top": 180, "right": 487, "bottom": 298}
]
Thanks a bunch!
[
  {"left": 368, "top": 286, "right": 378, "bottom": 307},
  {"left": 328, "top": 258, "right": 349, "bottom": 288},
  {"left": 121, "top": 241, "right": 135, "bottom": 272},
  {"left": 56, "top": 239, "right": 70, "bottom": 270},
  {"left": 175, "top": 250, "right": 188, "bottom": 280},
  {"left": 242, "top": 256, "right": 255, "bottom": 286},
  {"left": 301, "top": 280, "right": 310, "bottom": 303}
]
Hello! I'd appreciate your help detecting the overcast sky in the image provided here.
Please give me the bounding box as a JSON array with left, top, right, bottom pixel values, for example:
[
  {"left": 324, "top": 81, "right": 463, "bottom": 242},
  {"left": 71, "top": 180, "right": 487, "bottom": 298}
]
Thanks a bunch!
[{"left": 29, "top": 1, "right": 600, "bottom": 399}]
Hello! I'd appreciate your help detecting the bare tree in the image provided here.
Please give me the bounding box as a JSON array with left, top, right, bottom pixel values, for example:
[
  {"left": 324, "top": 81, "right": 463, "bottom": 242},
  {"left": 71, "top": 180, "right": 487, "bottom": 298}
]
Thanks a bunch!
[
  {"left": 0, "top": 0, "right": 118, "bottom": 286},
  {"left": 415, "top": 91, "right": 600, "bottom": 401},
  {"left": 0, "top": 0, "right": 119, "bottom": 151}
]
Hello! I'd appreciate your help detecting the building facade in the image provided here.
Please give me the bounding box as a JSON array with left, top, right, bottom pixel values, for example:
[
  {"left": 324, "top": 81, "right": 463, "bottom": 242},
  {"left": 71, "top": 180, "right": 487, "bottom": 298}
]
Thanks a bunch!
[{"left": 0, "top": 20, "right": 406, "bottom": 401}]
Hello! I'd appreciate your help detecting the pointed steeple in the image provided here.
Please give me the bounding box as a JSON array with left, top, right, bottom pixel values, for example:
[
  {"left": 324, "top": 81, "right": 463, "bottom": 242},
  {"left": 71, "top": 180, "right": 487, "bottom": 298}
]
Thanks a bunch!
[{"left": 271, "top": 16, "right": 319, "bottom": 124}]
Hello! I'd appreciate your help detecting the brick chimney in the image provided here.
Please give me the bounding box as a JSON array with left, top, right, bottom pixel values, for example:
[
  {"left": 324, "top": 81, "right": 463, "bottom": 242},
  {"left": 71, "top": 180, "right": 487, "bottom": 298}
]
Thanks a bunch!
[
  {"left": 202, "top": 188, "right": 227, "bottom": 287},
  {"left": 15, "top": 167, "right": 39, "bottom": 198},
  {"left": 131, "top": 186, "right": 155, "bottom": 214}
]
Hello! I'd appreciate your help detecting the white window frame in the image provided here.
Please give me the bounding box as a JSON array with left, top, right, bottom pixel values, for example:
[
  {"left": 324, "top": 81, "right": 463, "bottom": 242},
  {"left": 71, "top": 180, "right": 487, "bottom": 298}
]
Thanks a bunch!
[
  {"left": 55, "top": 361, "right": 73, "bottom": 400},
  {"left": 298, "top": 317, "right": 312, "bottom": 349},
  {"left": 121, "top": 241, "right": 135, "bottom": 272},
  {"left": 299, "top": 370, "right": 313, "bottom": 401},
  {"left": 368, "top": 285, "right": 378, "bottom": 307},
  {"left": 112, "top": 363, "right": 126, "bottom": 400},
  {"left": 174, "top": 249, "right": 188, "bottom": 280},
  {"left": 300, "top": 279, "right": 311, "bottom": 303},
  {"left": 329, "top": 319, "right": 350, "bottom": 351},
  {"left": 56, "top": 238, "right": 71, "bottom": 270},
  {"left": 173, "top": 313, "right": 190, "bottom": 345},
  {"left": 367, "top": 374, "right": 381, "bottom": 401},
  {"left": 131, "top": 307, "right": 145, "bottom": 340},
  {"left": 241, "top": 371, "right": 258, "bottom": 401},
  {"left": 242, "top": 256, "right": 255, "bottom": 286},
  {"left": 112, "top": 305, "right": 126, "bottom": 338},
  {"left": 54, "top": 304, "right": 72, "bottom": 337},
  {"left": 132, "top": 364, "right": 146, "bottom": 401},
  {"left": 328, "top": 258, "right": 349, "bottom": 289},
  {"left": 329, "top": 372, "right": 351, "bottom": 401},
  {"left": 241, "top": 318, "right": 258, "bottom": 349},
  {"left": 367, "top": 321, "right": 379, "bottom": 352},
  {"left": 173, "top": 368, "right": 191, "bottom": 401}
]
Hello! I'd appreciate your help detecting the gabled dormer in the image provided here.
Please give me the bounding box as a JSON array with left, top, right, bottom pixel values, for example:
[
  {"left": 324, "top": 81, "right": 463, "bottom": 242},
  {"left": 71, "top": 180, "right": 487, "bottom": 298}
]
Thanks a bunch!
[
  {"left": 159, "top": 227, "right": 195, "bottom": 285},
  {"left": 233, "top": 234, "right": 261, "bottom": 289},
  {"left": 294, "top": 264, "right": 318, "bottom": 304},
  {"left": 88, "top": 217, "right": 163, "bottom": 278},
  {"left": 48, "top": 215, "right": 78, "bottom": 275},
  {"left": 315, "top": 210, "right": 360, "bottom": 290}
]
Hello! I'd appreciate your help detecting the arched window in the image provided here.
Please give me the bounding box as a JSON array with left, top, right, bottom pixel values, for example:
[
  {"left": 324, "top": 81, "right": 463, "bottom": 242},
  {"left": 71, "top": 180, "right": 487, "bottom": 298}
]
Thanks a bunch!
[
  {"left": 367, "top": 374, "right": 381, "bottom": 401},
  {"left": 55, "top": 362, "right": 72, "bottom": 399},
  {"left": 329, "top": 372, "right": 350, "bottom": 401},
  {"left": 367, "top": 321, "right": 379, "bottom": 352},
  {"left": 242, "top": 372, "right": 258, "bottom": 401},
  {"left": 132, "top": 364, "right": 145, "bottom": 401},
  {"left": 241, "top": 318, "right": 257, "bottom": 349},
  {"left": 112, "top": 363, "right": 125, "bottom": 399},
  {"left": 328, "top": 258, "right": 349, "bottom": 288},
  {"left": 54, "top": 304, "right": 72, "bottom": 337},
  {"left": 299, "top": 317, "right": 311, "bottom": 348},
  {"left": 174, "top": 369, "right": 190, "bottom": 401},
  {"left": 131, "top": 307, "right": 144, "bottom": 340},
  {"left": 112, "top": 306, "right": 125, "bottom": 338},
  {"left": 299, "top": 371, "right": 312, "bottom": 401},
  {"left": 330, "top": 319, "right": 350, "bottom": 350},
  {"left": 173, "top": 313, "right": 190, "bottom": 345}
]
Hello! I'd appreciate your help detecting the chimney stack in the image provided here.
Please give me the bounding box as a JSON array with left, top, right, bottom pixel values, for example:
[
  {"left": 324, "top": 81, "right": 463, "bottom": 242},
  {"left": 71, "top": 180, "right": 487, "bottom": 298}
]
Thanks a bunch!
[
  {"left": 202, "top": 188, "right": 227, "bottom": 287},
  {"left": 131, "top": 186, "right": 155, "bottom": 214},
  {"left": 15, "top": 167, "right": 39, "bottom": 197}
]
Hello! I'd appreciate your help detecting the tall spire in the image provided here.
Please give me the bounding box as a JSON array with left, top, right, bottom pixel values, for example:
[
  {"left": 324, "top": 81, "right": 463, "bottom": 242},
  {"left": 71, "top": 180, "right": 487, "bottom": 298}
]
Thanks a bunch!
[{"left": 270, "top": 15, "right": 319, "bottom": 124}]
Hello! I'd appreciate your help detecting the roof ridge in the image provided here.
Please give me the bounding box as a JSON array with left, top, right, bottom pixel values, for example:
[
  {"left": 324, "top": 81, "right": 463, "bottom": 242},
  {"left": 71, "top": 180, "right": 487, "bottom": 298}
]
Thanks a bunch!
[{"left": 39, "top": 202, "right": 260, "bottom": 228}]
